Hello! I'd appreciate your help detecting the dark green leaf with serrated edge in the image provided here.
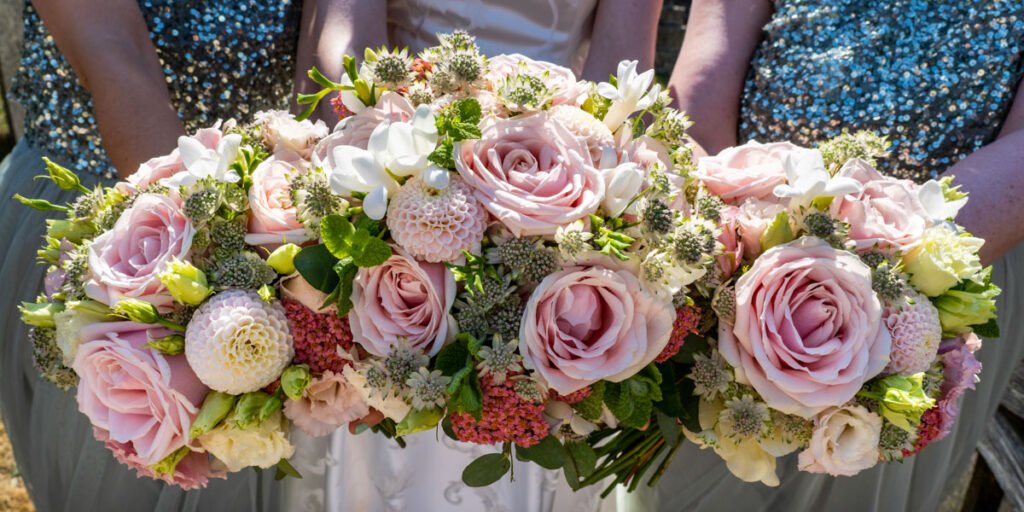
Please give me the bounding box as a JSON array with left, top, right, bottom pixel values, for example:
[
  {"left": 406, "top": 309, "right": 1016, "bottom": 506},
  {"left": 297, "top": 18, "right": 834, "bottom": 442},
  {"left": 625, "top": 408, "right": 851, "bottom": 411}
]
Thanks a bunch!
[
  {"left": 573, "top": 381, "right": 605, "bottom": 421},
  {"left": 655, "top": 363, "right": 683, "bottom": 417},
  {"left": 974, "top": 317, "right": 1001, "bottom": 338},
  {"left": 320, "top": 214, "right": 355, "bottom": 259},
  {"left": 462, "top": 453, "right": 511, "bottom": 487},
  {"left": 672, "top": 334, "right": 709, "bottom": 365},
  {"left": 457, "top": 98, "right": 482, "bottom": 125},
  {"left": 435, "top": 340, "right": 470, "bottom": 376},
  {"left": 350, "top": 235, "right": 392, "bottom": 267}
]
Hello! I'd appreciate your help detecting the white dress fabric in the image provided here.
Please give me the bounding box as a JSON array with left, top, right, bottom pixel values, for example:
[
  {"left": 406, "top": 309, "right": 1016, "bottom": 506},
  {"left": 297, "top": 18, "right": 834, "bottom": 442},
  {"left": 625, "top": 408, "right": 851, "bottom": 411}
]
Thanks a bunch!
[{"left": 284, "top": 2, "right": 607, "bottom": 510}]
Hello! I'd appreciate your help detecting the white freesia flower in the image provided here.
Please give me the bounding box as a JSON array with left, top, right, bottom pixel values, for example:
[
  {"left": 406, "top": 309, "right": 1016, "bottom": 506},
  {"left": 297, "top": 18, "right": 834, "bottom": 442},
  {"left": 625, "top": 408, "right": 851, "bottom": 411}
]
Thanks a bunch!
[
  {"left": 601, "top": 162, "right": 646, "bottom": 217},
  {"left": 772, "top": 148, "right": 862, "bottom": 205},
  {"left": 597, "top": 60, "right": 661, "bottom": 131},
  {"left": 367, "top": 105, "right": 439, "bottom": 177},
  {"left": 338, "top": 73, "right": 367, "bottom": 116},
  {"left": 164, "top": 133, "right": 242, "bottom": 187},
  {"left": 326, "top": 145, "right": 400, "bottom": 220},
  {"left": 918, "top": 179, "right": 967, "bottom": 223}
]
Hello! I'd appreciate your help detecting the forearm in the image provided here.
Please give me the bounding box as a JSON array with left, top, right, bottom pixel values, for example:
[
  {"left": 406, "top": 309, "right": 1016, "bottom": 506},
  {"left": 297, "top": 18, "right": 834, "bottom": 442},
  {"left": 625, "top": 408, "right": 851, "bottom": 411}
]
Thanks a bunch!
[
  {"left": 293, "top": 0, "right": 388, "bottom": 121},
  {"left": 668, "top": 0, "right": 772, "bottom": 155},
  {"left": 581, "top": 0, "right": 663, "bottom": 81}
]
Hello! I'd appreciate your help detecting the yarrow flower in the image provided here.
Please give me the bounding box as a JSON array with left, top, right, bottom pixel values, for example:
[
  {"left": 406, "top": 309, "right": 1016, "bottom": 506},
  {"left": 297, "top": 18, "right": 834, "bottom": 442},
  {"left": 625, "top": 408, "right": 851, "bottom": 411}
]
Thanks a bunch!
[
  {"left": 185, "top": 290, "right": 294, "bottom": 394},
  {"left": 406, "top": 368, "right": 450, "bottom": 410},
  {"left": 655, "top": 305, "right": 702, "bottom": 363},
  {"left": 688, "top": 349, "right": 733, "bottom": 400},
  {"left": 476, "top": 335, "right": 524, "bottom": 384},
  {"left": 386, "top": 176, "right": 487, "bottom": 263},
  {"left": 283, "top": 300, "right": 354, "bottom": 374},
  {"left": 450, "top": 376, "right": 550, "bottom": 448},
  {"left": 550, "top": 386, "right": 592, "bottom": 405}
]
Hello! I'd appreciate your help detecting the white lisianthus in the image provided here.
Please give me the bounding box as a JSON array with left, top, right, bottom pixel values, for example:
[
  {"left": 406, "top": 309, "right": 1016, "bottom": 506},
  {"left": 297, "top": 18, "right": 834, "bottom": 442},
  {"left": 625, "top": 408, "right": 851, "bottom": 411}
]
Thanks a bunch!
[
  {"left": 597, "top": 60, "right": 660, "bottom": 131},
  {"left": 772, "top": 148, "right": 862, "bottom": 206},
  {"left": 797, "top": 405, "right": 882, "bottom": 477},
  {"left": 163, "top": 133, "right": 242, "bottom": 188},
  {"left": 199, "top": 412, "right": 295, "bottom": 473},
  {"left": 903, "top": 225, "right": 985, "bottom": 296},
  {"left": 600, "top": 162, "right": 646, "bottom": 218}
]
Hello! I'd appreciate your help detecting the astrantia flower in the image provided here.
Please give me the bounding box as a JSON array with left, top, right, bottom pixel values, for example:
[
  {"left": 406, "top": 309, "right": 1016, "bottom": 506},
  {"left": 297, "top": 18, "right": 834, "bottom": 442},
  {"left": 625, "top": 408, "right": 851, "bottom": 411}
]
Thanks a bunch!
[
  {"left": 883, "top": 290, "right": 942, "bottom": 376},
  {"left": 688, "top": 349, "right": 733, "bottom": 400},
  {"left": 476, "top": 335, "right": 523, "bottom": 384},
  {"left": 185, "top": 290, "right": 294, "bottom": 394},
  {"left": 720, "top": 395, "right": 770, "bottom": 439},
  {"left": 386, "top": 175, "right": 487, "bottom": 263},
  {"left": 553, "top": 221, "right": 594, "bottom": 260},
  {"left": 406, "top": 368, "right": 450, "bottom": 410}
]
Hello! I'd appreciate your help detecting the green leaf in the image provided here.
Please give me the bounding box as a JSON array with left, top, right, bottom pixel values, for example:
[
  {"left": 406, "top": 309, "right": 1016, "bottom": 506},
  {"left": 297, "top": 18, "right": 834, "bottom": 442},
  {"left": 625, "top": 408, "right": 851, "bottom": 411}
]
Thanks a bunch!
[
  {"left": 321, "top": 215, "right": 356, "bottom": 259},
  {"left": 395, "top": 407, "right": 444, "bottom": 436},
  {"left": 672, "top": 334, "right": 709, "bottom": 365},
  {"left": 573, "top": 381, "right": 605, "bottom": 421},
  {"left": 655, "top": 363, "right": 683, "bottom": 417},
  {"left": 335, "top": 262, "right": 359, "bottom": 316},
  {"left": 435, "top": 341, "right": 471, "bottom": 376},
  {"left": 462, "top": 453, "right": 511, "bottom": 487},
  {"left": 441, "top": 415, "right": 459, "bottom": 441},
  {"left": 308, "top": 66, "right": 341, "bottom": 89},
  {"left": 350, "top": 235, "right": 392, "bottom": 268},
  {"left": 446, "top": 366, "right": 472, "bottom": 395},
  {"left": 466, "top": 334, "right": 484, "bottom": 357},
  {"left": 448, "top": 122, "right": 482, "bottom": 141},
  {"left": 656, "top": 412, "right": 681, "bottom": 447},
  {"left": 564, "top": 441, "right": 597, "bottom": 478},
  {"left": 456, "top": 98, "right": 482, "bottom": 125},
  {"left": 974, "top": 317, "right": 1001, "bottom": 338},
  {"left": 449, "top": 372, "right": 483, "bottom": 419},
  {"left": 428, "top": 140, "right": 456, "bottom": 169},
  {"left": 677, "top": 378, "right": 702, "bottom": 433},
  {"left": 515, "top": 436, "right": 564, "bottom": 470},
  {"left": 294, "top": 244, "right": 340, "bottom": 293},
  {"left": 275, "top": 458, "right": 303, "bottom": 481}
]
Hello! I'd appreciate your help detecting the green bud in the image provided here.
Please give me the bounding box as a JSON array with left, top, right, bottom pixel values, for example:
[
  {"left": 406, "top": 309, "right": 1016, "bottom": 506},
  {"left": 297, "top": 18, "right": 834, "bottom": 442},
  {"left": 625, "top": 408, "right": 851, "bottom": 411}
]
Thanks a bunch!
[
  {"left": 189, "top": 391, "right": 237, "bottom": 440},
  {"left": 143, "top": 334, "right": 186, "bottom": 356},
  {"left": 859, "top": 373, "right": 935, "bottom": 432},
  {"left": 760, "top": 211, "right": 795, "bottom": 250},
  {"left": 258, "top": 284, "right": 277, "bottom": 302},
  {"left": 150, "top": 446, "right": 191, "bottom": 478},
  {"left": 267, "top": 243, "right": 302, "bottom": 274},
  {"left": 46, "top": 219, "right": 96, "bottom": 244},
  {"left": 281, "top": 365, "right": 312, "bottom": 401},
  {"left": 42, "top": 157, "right": 87, "bottom": 192},
  {"left": 14, "top": 194, "right": 68, "bottom": 212},
  {"left": 20, "top": 301, "right": 65, "bottom": 328},
  {"left": 158, "top": 258, "right": 213, "bottom": 306},
  {"left": 68, "top": 299, "right": 116, "bottom": 318},
  {"left": 395, "top": 407, "right": 444, "bottom": 437},
  {"left": 934, "top": 285, "right": 999, "bottom": 337},
  {"left": 113, "top": 299, "right": 162, "bottom": 324},
  {"left": 258, "top": 394, "right": 284, "bottom": 424},
  {"left": 230, "top": 391, "right": 276, "bottom": 430}
]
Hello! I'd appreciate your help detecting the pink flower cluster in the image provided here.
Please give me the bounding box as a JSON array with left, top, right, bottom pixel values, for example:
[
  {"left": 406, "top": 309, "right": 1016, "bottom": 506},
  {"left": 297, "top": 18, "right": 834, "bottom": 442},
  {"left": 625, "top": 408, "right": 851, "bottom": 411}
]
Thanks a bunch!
[
  {"left": 451, "top": 376, "right": 549, "bottom": 448},
  {"left": 283, "top": 300, "right": 354, "bottom": 374},
  {"left": 911, "top": 337, "right": 982, "bottom": 454},
  {"left": 656, "top": 305, "right": 702, "bottom": 363},
  {"left": 551, "top": 386, "right": 592, "bottom": 405}
]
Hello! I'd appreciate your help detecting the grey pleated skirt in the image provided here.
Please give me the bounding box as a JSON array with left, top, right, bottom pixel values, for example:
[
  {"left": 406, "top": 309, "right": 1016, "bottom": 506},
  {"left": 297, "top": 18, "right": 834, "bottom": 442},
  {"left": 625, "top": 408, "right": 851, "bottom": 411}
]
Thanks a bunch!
[
  {"left": 619, "top": 240, "right": 1024, "bottom": 511},
  {"left": 0, "top": 140, "right": 284, "bottom": 512}
]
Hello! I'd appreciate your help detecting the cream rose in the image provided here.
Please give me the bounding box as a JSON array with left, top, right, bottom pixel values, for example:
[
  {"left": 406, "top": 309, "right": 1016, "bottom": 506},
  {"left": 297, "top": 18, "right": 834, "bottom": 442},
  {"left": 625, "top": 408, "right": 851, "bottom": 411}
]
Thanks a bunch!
[
  {"left": 798, "top": 404, "right": 882, "bottom": 476},
  {"left": 199, "top": 411, "right": 295, "bottom": 473},
  {"left": 903, "top": 225, "right": 985, "bottom": 297}
]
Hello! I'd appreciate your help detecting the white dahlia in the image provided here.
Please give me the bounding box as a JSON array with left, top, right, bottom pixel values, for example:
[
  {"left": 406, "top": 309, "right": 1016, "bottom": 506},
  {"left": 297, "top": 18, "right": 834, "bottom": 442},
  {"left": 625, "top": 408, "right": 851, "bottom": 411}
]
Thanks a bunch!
[
  {"left": 185, "top": 290, "right": 294, "bottom": 394},
  {"left": 883, "top": 289, "right": 942, "bottom": 375},
  {"left": 549, "top": 105, "right": 615, "bottom": 164},
  {"left": 386, "top": 175, "right": 487, "bottom": 263}
]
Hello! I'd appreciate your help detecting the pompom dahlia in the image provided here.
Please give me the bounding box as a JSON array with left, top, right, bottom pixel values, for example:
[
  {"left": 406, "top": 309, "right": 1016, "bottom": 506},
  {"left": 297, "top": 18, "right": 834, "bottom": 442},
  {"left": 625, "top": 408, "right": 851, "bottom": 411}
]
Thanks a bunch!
[
  {"left": 451, "top": 376, "right": 549, "bottom": 448},
  {"left": 386, "top": 176, "right": 487, "bottom": 263},
  {"left": 186, "top": 290, "right": 294, "bottom": 394},
  {"left": 549, "top": 105, "right": 614, "bottom": 163},
  {"left": 283, "top": 299, "right": 354, "bottom": 374},
  {"left": 883, "top": 290, "right": 942, "bottom": 375}
]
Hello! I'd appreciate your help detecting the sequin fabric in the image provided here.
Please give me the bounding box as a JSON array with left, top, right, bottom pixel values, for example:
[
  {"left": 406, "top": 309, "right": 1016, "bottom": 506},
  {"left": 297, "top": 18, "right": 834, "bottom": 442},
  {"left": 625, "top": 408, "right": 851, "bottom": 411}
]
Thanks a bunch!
[
  {"left": 9, "top": 1, "right": 300, "bottom": 178},
  {"left": 739, "top": 0, "right": 1024, "bottom": 182}
]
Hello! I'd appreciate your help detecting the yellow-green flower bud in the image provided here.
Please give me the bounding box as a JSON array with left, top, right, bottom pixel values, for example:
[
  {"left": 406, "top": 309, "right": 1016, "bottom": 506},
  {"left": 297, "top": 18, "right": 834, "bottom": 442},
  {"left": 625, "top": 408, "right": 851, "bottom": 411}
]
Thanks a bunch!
[
  {"left": 150, "top": 446, "right": 191, "bottom": 478},
  {"left": 143, "top": 334, "right": 186, "bottom": 356},
  {"left": 267, "top": 243, "right": 302, "bottom": 275},
  {"left": 113, "top": 299, "right": 162, "bottom": 324},
  {"left": 760, "top": 211, "right": 795, "bottom": 251},
  {"left": 230, "top": 391, "right": 277, "bottom": 430},
  {"left": 20, "top": 301, "right": 65, "bottom": 328},
  {"left": 46, "top": 219, "right": 96, "bottom": 244},
  {"left": 158, "top": 259, "right": 213, "bottom": 306},
  {"left": 280, "top": 365, "right": 312, "bottom": 401},
  {"left": 858, "top": 373, "right": 935, "bottom": 432},
  {"left": 43, "top": 157, "right": 88, "bottom": 193},
  {"left": 935, "top": 285, "right": 999, "bottom": 336},
  {"left": 258, "top": 284, "right": 276, "bottom": 302},
  {"left": 189, "top": 391, "right": 237, "bottom": 440}
]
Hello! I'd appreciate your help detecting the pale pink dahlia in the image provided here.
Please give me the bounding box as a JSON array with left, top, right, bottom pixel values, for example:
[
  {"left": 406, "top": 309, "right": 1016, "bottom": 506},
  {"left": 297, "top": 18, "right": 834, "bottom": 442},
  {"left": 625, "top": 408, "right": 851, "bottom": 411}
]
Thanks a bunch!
[
  {"left": 386, "top": 175, "right": 487, "bottom": 263},
  {"left": 549, "top": 105, "right": 615, "bottom": 164},
  {"left": 883, "top": 290, "right": 942, "bottom": 375},
  {"left": 185, "top": 290, "right": 294, "bottom": 394},
  {"left": 451, "top": 376, "right": 549, "bottom": 448},
  {"left": 284, "top": 300, "right": 354, "bottom": 374}
]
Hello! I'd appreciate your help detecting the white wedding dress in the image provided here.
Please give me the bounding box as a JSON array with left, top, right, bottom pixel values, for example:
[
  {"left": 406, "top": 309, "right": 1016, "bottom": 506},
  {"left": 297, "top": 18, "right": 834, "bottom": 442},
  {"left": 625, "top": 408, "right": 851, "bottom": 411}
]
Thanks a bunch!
[{"left": 284, "top": 1, "right": 613, "bottom": 510}]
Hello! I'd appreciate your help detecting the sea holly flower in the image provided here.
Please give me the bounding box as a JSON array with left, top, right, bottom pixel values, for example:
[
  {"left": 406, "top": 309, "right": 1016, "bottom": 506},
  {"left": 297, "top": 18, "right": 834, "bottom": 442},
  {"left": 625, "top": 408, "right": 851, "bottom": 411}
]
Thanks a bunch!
[
  {"left": 164, "top": 133, "right": 243, "bottom": 188},
  {"left": 597, "top": 60, "right": 660, "bottom": 131},
  {"left": 772, "top": 149, "right": 862, "bottom": 205}
]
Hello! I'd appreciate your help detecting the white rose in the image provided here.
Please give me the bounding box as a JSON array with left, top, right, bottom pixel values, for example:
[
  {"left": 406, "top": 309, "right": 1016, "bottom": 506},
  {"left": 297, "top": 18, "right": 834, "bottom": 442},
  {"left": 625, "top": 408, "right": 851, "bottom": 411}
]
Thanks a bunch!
[{"left": 797, "top": 405, "right": 882, "bottom": 477}]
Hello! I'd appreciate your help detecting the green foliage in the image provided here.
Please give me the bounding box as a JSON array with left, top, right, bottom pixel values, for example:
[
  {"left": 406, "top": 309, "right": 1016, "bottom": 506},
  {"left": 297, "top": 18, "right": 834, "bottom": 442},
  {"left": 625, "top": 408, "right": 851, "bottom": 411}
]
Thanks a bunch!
[
  {"left": 572, "top": 381, "right": 606, "bottom": 421},
  {"left": 516, "top": 436, "right": 565, "bottom": 470},
  {"left": 604, "top": 365, "right": 663, "bottom": 429},
  {"left": 294, "top": 244, "right": 340, "bottom": 293},
  {"left": 429, "top": 98, "right": 483, "bottom": 169},
  {"left": 462, "top": 453, "right": 511, "bottom": 487}
]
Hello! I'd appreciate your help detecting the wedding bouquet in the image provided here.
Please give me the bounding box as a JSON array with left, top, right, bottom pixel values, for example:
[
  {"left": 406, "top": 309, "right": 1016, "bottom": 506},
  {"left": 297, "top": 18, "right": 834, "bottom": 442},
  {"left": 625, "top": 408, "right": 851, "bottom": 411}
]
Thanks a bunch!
[{"left": 17, "top": 30, "right": 997, "bottom": 494}]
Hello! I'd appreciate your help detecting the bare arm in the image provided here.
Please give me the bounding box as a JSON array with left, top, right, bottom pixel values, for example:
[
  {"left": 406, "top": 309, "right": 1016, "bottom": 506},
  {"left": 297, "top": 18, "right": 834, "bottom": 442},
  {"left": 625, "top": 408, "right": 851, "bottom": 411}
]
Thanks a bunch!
[
  {"left": 668, "top": 0, "right": 772, "bottom": 156},
  {"left": 33, "top": 0, "right": 184, "bottom": 178},
  {"left": 581, "top": 0, "right": 663, "bottom": 82},
  {"left": 942, "top": 81, "right": 1024, "bottom": 265},
  {"left": 293, "top": 0, "right": 388, "bottom": 122}
]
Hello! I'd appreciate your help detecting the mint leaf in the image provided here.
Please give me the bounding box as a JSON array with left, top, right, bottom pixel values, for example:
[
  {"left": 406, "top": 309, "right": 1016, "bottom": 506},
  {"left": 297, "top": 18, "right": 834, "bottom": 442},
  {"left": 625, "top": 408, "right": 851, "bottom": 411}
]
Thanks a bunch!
[
  {"left": 350, "top": 234, "right": 392, "bottom": 267},
  {"left": 321, "top": 214, "right": 356, "bottom": 259},
  {"left": 564, "top": 441, "right": 597, "bottom": 478},
  {"left": 435, "top": 341, "right": 471, "bottom": 376},
  {"left": 334, "top": 261, "right": 359, "bottom": 317},
  {"left": 429, "top": 140, "right": 455, "bottom": 169},
  {"left": 573, "top": 381, "right": 605, "bottom": 421},
  {"left": 294, "top": 244, "right": 340, "bottom": 293},
  {"left": 457, "top": 98, "right": 482, "bottom": 125}
]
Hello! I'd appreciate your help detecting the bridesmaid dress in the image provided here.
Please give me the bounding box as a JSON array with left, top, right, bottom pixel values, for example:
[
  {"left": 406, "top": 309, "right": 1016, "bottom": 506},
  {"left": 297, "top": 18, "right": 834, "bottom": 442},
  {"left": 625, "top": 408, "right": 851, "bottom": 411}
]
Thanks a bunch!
[
  {"left": 625, "top": 1, "right": 1024, "bottom": 510},
  {"left": 0, "top": 2, "right": 300, "bottom": 511},
  {"left": 281, "top": 1, "right": 615, "bottom": 510}
]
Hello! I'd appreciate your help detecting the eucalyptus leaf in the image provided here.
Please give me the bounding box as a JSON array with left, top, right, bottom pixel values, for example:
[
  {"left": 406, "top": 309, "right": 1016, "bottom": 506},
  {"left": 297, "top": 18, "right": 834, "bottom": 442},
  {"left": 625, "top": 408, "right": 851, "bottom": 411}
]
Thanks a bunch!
[{"left": 462, "top": 453, "right": 511, "bottom": 487}]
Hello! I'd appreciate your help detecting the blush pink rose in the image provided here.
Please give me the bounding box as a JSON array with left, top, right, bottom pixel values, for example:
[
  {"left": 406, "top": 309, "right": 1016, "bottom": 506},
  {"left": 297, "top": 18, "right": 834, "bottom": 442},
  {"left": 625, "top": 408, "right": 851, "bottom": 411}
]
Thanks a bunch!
[
  {"left": 519, "top": 256, "right": 675, "bottom": 395},
  {"left": 830, "top": 160, "right": 930, "bottom": 252},
  {"left": 128, "top": 127, "right": 223, "bottom": 189},
  {"left": 97, "top": 427, "right": 221, "bottom": 490},
  {"left": 283, "top": 370, "right": 370, "bottom": 437},
  {"left": 735, "top": 198, "right": 787, "bottom": 258},
  {"left": 73, "top": 321, "right": 208, "bottom": 467},
  {"left": 719, "top": 237, "right": 891, "bottom": 417},
  {"left": 717, "top": 205, "right": 745, "bottom": 279},
  {"left": 85, "top": 193, "right": 195, "bottom": 310},
  {"left": 313, "top": 92, "right": 415, "bottom": 169},
  {"left": 245, "top": 157, "right": 310, "bottom": 249},
  {"left": 349, "top": 246, "right": 456, "bottom": 357},
  {"left": 485, "top": 54, "right": 588, "bottom": 107},
  {"left": 697, "top": 141, "right": 801, "bottom": 203},
  {"left": 455, "top": 112, "right": 604, "bottom": 236}
]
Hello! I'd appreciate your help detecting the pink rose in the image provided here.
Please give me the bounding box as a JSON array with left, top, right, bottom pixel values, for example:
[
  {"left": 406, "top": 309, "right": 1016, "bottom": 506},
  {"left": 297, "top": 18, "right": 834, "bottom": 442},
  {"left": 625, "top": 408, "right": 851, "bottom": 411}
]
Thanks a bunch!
[
  {"left": 128, "top": 127, "right": 222, "bottom": 189},
  {"left": 519, "top": 256, "right": 675, "bottom": 395},
  {"left": 283, "top": 370, "right": 369, "bottom": 437},
  {"left": 717, "top": 205, "right": 745, "bottom": 279},
  {"left": 86, "top": 193, "right": 195, "bottom": 310},
  {"left": 255, "top": 110, "right": 328, "bottom": 159},
  {"left": 735, "top": 198, "right": 787, "bottom": 258},
  {"left": 97, "top": 427, "right": 220, "bottom": 490},
  {"left": 349, "top": 246, "right": 456, "bottom": 357},
  {"left": 486, "top": 54, "right": 588, "bottom": 107},
  {"left": 719, "top": 237, "right": 891, "bottom": 417},
  {"left": 697, "top": 141, "right": 800, "bottom": 203},
  {"left": 830, "top": 160, "right": 930, "bottom": 252},
  {"left": 73, "top": 321, "right": 208, "bottom": 467},
  {"left": 313, "top": 92, "right": 415, "bottom": 167},
  {"left": 455, "top": 113, "right": 604, "bottom": 236},
  {"left": 245, "top": 157, "right": 310, "bottom": 249}
]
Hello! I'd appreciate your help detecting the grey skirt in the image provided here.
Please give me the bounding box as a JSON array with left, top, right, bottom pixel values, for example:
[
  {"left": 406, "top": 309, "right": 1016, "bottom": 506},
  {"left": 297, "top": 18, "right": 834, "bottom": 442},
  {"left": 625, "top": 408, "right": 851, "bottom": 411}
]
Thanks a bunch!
[
  {"left": 0, "top": 140, "right": 284, "bottom": 512},
  {"left": 620, "top": 237, "right": 1024, "bottom": 511}
]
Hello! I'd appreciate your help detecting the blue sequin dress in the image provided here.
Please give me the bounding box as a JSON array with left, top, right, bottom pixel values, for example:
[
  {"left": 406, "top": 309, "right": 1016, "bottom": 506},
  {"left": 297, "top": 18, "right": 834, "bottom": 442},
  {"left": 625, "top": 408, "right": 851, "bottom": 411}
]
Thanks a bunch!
[
  {"left": 625, "top": 1, "right": 1024, "bottom": 511},
  {"left": 0, "top": 2, "right": 299, "bottom": 511}
]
